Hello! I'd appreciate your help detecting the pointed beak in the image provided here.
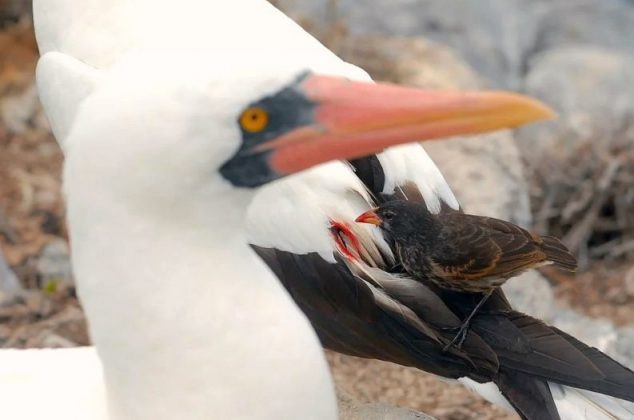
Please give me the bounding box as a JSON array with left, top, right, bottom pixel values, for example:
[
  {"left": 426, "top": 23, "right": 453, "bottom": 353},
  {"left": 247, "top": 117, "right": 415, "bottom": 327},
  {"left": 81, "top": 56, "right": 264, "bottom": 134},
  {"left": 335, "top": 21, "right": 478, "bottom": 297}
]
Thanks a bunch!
[
  {"left": 268, "top": 74, "right": 554, "bottom": 175},
  {"left": 355, "top": 209, "right": 382, "bottom": 226}
]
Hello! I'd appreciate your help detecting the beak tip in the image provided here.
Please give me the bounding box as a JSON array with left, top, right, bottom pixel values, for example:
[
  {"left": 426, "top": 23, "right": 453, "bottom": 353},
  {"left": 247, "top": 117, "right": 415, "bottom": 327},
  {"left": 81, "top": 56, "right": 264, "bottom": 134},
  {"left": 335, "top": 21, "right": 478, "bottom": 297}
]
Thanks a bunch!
[
  {"left": 355, "top": 210, "right": 381, "bottom": 226},
  {"left": 528, "top": 98, "right": 557, "bottom": 122},
  {"left": 497, "top": 92, "right": 557, "bottom": 126}
]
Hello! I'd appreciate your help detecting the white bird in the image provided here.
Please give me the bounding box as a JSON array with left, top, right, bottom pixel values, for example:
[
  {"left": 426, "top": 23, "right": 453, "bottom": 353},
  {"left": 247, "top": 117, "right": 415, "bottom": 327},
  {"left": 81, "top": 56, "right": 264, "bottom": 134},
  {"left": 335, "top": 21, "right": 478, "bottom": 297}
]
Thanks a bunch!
[{"left": 2, "top": 1, "right": 549, "bottom": 419}]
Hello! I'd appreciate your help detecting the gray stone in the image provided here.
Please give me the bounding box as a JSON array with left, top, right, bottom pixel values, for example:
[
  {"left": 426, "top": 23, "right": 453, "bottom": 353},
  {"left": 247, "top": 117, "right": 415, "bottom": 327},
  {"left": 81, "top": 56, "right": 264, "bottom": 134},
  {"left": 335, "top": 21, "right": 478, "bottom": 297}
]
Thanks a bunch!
[
  {"left": 342, "top": 403, "right": 434, "bottom": 420},
  {"left": 502, "top": 271, "right": 555, "bottom": 321},
  {"left": 36, "top": 239, "right": 74, "bottom": 289},
  {"left": 561, "top": 322, "right": 634, "bottom": 382},
  {"left": 276, "top": 0, "right": 634, "bottom": 89},
  {"left": 333, "top": 35, "right": 482, "bottom": 90},
  {"left": 518, "top": 46, "right": 634, "bottom": 163},
  {"left": 535, "top": 0, "right": 634, "bottom": 55},
  {"left": 625, "top": 266, "right": 634, "bottom": 297},
  {"left": 551, "top": 309, "right": 619, "bottom": 352},
  {"left": 425, "top": 131, "right": 532, "bottom": 226},
  {"left": 275, "top": 0, "right": 542, "bottom": 88},
  {"left": 338, "top": 391, "right": 435, "bottom": 420},
  {"left": 0, "top": 0, "right": 31, "bottom": 24},
  {"left": 0, "top": 249, "right": 21, "bottom": 303},
  {"left": 0, "top": 84, "right": 40, "bottom": 134},
  {"left": 614, "top": 327, "right": 634, "bottom": 368}
]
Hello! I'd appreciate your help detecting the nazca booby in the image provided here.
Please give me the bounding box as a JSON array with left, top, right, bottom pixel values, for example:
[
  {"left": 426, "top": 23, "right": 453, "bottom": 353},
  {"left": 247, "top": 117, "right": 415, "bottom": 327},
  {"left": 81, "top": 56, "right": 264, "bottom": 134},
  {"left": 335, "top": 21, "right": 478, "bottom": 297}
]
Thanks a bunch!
[{"left": 3, "top": 1, "right": 550, "bottom": 419}]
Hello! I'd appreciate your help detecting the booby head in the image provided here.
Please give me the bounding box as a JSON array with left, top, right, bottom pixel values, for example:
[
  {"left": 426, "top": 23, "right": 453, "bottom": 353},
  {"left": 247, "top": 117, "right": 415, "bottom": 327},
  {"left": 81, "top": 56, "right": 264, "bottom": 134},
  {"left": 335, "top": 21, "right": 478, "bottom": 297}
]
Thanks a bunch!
[
  {"left": 65, "top": 54, "right": 553, "bottom": 210},
  {"left": 219, "top": 71, "right": 554, "bottom": 188}
]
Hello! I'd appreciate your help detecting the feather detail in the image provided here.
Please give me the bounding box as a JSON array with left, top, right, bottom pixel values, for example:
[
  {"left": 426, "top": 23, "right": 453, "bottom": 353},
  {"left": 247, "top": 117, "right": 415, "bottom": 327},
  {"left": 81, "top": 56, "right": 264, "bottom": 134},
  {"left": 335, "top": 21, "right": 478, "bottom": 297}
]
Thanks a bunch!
[{"left": 541, "top": 236, "right": 578, "bottom": 272}]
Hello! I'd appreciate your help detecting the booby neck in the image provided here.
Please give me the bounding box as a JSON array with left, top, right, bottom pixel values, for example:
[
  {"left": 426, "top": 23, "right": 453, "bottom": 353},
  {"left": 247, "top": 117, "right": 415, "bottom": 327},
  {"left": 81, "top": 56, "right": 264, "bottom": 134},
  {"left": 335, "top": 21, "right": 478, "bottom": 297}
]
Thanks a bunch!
[{"left": 64, "top": 166, "right": 336, "bottom": 419}]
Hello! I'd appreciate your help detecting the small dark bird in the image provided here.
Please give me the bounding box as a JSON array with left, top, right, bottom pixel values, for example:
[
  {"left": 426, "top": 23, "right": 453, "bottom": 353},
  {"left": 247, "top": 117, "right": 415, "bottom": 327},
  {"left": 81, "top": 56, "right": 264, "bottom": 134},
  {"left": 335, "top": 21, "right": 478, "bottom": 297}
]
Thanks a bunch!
[{"left": 356, "top": 200, "right": 577, "bottom": 350}]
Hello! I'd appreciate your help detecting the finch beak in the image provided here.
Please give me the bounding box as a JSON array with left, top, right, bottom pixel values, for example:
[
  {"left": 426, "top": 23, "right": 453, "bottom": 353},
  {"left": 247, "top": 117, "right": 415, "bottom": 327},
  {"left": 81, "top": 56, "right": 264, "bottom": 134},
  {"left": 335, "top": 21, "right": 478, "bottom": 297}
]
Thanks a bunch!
[{"left": 355, "top": 209, "right": 382, "bottom": 226}]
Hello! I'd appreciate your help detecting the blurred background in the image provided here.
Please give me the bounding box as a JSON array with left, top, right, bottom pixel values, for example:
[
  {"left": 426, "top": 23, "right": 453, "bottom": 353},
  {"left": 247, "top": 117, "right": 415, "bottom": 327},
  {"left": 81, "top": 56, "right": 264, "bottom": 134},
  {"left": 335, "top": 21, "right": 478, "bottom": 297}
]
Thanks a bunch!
[{"left": 0, "top": 0, "right": 633, "bottom": 418}]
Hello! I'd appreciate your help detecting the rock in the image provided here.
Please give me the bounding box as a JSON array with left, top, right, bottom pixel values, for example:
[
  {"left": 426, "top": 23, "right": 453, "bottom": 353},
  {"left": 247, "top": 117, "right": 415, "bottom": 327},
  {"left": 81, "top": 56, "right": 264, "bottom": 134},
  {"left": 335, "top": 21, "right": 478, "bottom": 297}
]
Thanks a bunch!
[
  {"left": 0, "top": 248, "right": 21, "bottom": 303},
  {"left": 518, "top": 46, "right": 634, "bottom": 163},
  {"left": 27, "top": 331, "right": 77, "bottom": 349},
  {"left": 328, "top": 352, "right": 514, "bottom": 420},
  {"left": 276, "top": 0, "right": 542, "bottom": 88},
  {"left": 277, "top": 0, "right": 634, "bottom": 89},
  {"left": 0, "top": 20, "right": 39, "bottom": 133},
  {"left": 424, "top": 132, "right": 532, "bottom": 226},
  {"left": 1, "top": 83, "right": 40, "bottom": 133},
  {"left": 0, "top": 0, "right": 31, "bottom": 26},
  {"left": 36, "top": 239, "right": 74, "bottom": 290},
  {"left": 551, "top": 309, "right": 619, "bottom": 352},
  {"left": 535, "top": 0, "right": 634, "bottom": 55},
  {"left": 342, "top": 403, "right": 434, "bottom": 420},
  {"left": 338, "top": 391, "right": 435, "bottom": 420},
  {"left": 625, "top": 266, "right": 634, "bottom": 297},
  {"left": 333, "top": 35, "right": 482, "bottom": 90},
  {"left": 502, "top": 271, "right": 555, "bottom": 321},
  {"left": 614, "top": 327, "right": 634, "bottom": 368}
]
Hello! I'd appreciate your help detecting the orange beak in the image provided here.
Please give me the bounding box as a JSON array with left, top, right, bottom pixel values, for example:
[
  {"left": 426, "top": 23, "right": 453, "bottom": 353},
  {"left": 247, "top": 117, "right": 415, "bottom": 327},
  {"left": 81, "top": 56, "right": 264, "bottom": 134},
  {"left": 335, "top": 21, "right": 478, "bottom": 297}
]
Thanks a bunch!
[
  {"left": 355, "top": 209, "right": 382, "bottom": 226},
  {"left": 266, "top": 74, "right": 554, "bottom": 175}
]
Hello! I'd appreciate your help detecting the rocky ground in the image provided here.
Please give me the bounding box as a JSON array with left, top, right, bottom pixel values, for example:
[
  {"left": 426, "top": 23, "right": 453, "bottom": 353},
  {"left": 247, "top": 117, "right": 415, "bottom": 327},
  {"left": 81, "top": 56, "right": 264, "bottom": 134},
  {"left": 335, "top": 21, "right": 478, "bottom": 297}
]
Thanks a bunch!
[{"left": 2, "top": 1, "right": 634, "bottom": 419}]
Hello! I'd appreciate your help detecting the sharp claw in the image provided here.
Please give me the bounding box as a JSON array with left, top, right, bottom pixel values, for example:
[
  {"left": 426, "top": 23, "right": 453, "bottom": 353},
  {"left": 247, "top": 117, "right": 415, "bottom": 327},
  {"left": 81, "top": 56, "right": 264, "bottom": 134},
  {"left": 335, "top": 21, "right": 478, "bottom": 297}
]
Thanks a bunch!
[
  {"left": 442, "top": 290, "right": 493, "bottom": 352},
  {"left": 456, "top": 329, "right": 468, "bottom": 349},
  {"left": 442, "top": 322, "right": 470, "bottom": 352}
]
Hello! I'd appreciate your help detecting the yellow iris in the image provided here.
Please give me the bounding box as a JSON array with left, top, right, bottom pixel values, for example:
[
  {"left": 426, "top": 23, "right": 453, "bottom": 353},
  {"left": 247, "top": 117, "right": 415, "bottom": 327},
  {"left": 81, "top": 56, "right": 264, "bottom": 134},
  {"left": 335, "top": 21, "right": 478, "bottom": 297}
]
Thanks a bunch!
[{"left": 240, "top": 107, "right": 269, "bottom": 133}]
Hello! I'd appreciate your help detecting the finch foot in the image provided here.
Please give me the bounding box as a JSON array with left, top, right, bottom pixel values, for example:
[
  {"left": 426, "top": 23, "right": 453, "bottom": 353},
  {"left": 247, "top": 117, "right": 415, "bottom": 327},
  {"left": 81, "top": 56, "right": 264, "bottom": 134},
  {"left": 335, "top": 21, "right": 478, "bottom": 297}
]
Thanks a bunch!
[{"left": 441, "top": 289, "right": 494, "bottom": 352}]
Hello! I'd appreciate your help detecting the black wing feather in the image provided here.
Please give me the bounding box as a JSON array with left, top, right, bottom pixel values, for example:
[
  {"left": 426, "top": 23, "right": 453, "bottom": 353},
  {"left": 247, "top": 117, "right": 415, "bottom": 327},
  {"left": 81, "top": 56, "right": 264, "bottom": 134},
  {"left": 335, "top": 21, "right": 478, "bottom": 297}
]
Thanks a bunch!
[
  {"left": 252, "top": 245, "right": 498, "bottom": 381},
  {"left": 437, "top": 287, "right": 634, "bottom": 401},
  {"left": 496, "top": 370, "right": 560, "bottom": 420}
]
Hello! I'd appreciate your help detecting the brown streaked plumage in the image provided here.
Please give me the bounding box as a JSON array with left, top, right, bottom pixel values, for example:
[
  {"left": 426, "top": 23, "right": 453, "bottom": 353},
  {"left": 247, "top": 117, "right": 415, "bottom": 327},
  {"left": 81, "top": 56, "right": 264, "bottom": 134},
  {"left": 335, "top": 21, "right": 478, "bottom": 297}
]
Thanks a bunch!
[{"left": 356, "top": 200, "right": 577, "bottom": 349}]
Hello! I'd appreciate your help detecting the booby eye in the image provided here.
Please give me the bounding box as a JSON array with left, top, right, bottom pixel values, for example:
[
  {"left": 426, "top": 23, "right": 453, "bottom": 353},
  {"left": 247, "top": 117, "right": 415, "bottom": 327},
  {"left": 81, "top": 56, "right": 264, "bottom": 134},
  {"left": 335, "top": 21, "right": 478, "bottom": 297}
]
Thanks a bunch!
[{"left": 240, "top": 107, "right": 269, "bottom": 133}]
